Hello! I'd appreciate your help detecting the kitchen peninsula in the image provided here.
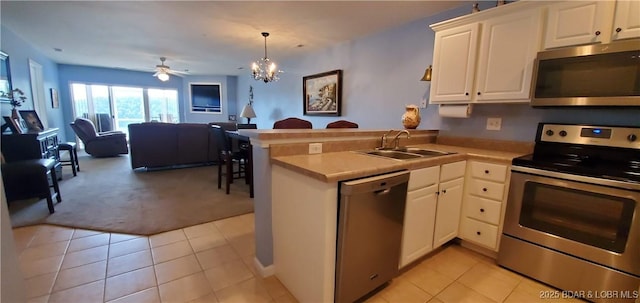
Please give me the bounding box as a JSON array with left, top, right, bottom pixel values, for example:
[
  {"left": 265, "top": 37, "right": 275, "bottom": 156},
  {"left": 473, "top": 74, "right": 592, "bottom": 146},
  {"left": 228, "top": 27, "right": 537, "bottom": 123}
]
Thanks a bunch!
[{"left": 237, "top": 128, "right": 532, "bottom": 303}]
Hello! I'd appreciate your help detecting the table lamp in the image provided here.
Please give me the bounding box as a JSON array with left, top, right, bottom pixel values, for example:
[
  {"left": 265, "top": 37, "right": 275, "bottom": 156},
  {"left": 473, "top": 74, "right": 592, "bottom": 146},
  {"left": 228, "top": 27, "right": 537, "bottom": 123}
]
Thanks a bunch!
[{"left": 240, "top": 104, "right": 256, "bottom": 124}]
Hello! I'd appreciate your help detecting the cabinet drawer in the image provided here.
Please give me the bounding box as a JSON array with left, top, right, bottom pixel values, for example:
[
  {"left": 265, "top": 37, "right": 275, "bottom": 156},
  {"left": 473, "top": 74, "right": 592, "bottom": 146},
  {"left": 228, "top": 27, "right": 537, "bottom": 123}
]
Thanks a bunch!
[
  {"left": 465, "top": 195, "right": 502, "bottom": 225},
  {"left": 440, "top": 161, "right": 466, "bottom": 182},
  {"left": 467, "top": 179, "right": 505, "bottom": 201},
  {"left": 460, "top": 218, "right": 498, "bottom": 250},
  {"left": 409, "top": 166, "right": 440, "bottom": 191},
  {"left": 469, "top": 161, "right": 507, "bottom": 182}
]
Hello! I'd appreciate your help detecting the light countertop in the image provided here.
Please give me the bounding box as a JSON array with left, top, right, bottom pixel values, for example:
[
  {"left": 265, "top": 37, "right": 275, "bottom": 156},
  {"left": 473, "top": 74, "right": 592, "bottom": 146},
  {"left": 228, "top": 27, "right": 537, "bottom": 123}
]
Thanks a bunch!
[{"left": 271, "top": 143, "right": 528, "bottom": 183}]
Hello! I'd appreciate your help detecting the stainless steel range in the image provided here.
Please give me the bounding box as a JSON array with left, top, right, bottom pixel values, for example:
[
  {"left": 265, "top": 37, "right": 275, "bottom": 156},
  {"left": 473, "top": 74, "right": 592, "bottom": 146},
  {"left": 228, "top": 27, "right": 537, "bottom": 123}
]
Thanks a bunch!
[{"left": 498, "top": 123, "right": 639, "bottom": 303}]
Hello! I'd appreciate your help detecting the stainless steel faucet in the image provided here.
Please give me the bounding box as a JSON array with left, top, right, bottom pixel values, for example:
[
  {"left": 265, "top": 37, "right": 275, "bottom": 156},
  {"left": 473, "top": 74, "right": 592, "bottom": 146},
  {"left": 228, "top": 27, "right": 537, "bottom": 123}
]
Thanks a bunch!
[
  {"left": 391, "top": 130, "right": 411, "bottom": 149},
  {"left": 380, "top": 130, "right": 395, "bottom": 149}
]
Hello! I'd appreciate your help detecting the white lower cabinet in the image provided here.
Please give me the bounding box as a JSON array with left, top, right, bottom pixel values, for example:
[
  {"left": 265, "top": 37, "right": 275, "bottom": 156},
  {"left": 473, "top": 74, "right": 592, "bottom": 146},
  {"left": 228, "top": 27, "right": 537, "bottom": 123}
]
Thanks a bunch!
[
  {"left": 433, "top": 176, "right": 464, "bottom": 248},
  {"left": 400, "top": 183, "right": 439, "bottom": 268},
  {"left": 459, "top": 161, "right": 509, "bottom": 251},
  {"left": 400, "top": 161, "right": 466, "bottom": 268}
]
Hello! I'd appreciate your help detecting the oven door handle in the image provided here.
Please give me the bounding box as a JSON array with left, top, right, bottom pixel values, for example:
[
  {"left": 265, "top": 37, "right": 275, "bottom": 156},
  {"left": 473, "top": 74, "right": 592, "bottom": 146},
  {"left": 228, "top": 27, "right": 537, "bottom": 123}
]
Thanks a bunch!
[{"left": 511, "top": 166, "right": 640, "bottom": 191}]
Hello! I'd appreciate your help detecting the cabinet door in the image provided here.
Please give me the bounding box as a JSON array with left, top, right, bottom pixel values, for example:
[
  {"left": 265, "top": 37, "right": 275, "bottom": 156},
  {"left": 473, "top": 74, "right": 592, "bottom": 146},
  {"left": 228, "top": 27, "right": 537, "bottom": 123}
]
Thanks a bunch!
[
  {"left": 433, "top": 177, "right": 464, "bottom": 248},
  {"left": 475, "top": 9, "right": 542, "bottom": 101},
  {"left": 613, "top": 1, "right": 640, "bottom": 40},
  {"left": 400, "top": 184, "right": 438, "bottom": 268},
  {"left": 543, "top": 1, "right": 615, "bottom": 49},
  {"left": 430, "top": 23, "right": 479, "bottom": 103}
]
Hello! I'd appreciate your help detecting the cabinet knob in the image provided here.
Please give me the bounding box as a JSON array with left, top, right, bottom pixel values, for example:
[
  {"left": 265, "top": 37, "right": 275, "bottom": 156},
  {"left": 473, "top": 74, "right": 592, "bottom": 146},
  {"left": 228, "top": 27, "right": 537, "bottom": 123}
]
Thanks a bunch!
[
  {"left": 616, "top": 27, "right": 622, "bottom": 33},
  {"left": 476, "top": 231, "right": 481, "bottom": 235},
  {"left": 595, "top": 30, "right": 601, "bottom": 36},
  {"left": 442, "top": 189, "right": 447, "bottom": 194},
  {"left": 465, "top": 92, "right": 469, "bottom": 96},
  {"left": 480, "top": 208, "right": 485, "bottom": 213},
  {"left": 484, "top": 170, "right": 489, "bottom": 174},
  {"left": 482, "top": 188, "right": 487, "bottom": 192},
  {"left": 477, "top": 92, "right": 481, "bottom": 95}
]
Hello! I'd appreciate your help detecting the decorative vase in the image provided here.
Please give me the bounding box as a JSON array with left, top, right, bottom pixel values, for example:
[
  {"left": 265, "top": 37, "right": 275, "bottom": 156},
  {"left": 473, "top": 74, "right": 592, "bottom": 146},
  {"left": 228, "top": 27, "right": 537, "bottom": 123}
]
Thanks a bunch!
[
  {"left": 10, "top": 108, "right": 19, "bottom": 120},
  {"left": 401, "top": 105, "right": 421, "bottom": 129}
]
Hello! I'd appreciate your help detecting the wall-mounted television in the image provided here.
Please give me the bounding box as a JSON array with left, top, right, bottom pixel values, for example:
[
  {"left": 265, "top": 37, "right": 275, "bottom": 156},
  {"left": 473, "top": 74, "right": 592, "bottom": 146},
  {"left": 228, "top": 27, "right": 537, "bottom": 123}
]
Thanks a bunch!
[{"left": 190, "top": 83, "right": 222, "bottom": 113}]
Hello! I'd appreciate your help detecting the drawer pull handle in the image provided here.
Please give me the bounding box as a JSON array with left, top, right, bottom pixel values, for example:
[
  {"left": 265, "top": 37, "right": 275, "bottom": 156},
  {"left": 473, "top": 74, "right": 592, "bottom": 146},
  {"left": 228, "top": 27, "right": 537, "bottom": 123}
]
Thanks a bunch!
[
  {"left": 480, "top": 208, "right": 485, "bottom": 212},
  {"left": 476, "top": 231, "right": 481, "bottom": 235},
  {"left": 484, "top": 170, "right": 489, "bottom": 174},
  {"left": 482, "top": 188, "right": 487, "bottom": 192}
]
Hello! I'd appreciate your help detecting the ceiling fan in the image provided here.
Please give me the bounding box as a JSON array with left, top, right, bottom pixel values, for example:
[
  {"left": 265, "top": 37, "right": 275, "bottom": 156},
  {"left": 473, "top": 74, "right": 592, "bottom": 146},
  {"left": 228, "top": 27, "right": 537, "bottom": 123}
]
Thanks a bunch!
[{"left": 153, "top": 57, "right": 187, "bottom": 81}]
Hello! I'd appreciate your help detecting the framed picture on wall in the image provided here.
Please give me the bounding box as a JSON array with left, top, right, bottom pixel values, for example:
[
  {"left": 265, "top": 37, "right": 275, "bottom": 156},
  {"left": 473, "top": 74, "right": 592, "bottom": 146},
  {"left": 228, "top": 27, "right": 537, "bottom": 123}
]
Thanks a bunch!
[
  {"left": 0, "top": 51, "right": 12, "bottom": 103},
  {"left": 50, "top": 88, "right": 59, "bottom": 108},
  {"left": 303, "top": 69, "right": 342, "bottom": 116}
]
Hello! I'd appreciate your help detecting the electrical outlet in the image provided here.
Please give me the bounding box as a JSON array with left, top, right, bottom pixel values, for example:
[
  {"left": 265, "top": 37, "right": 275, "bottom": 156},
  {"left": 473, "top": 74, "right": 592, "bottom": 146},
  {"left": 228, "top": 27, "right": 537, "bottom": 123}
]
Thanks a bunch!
[
  {"left": 419, "top": 98, "right": 427, "bottom": 108},
  {"left": 309, "top": 143, "right": 322, "bottom": 154},
  {"left": 486, "top": 117, "right": 502, "bottom": 131}
]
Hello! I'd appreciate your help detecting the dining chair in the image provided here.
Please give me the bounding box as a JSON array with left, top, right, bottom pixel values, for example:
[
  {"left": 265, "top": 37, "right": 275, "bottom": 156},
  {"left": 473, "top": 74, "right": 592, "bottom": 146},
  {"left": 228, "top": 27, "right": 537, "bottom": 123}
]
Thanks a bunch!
[
  {"left": 273, "top": 117, "right": 312, "bottom": 129},
  {"left": 326, "top": 120, "right": 359, "bottom": 128},
  {"left": 211, "top": 125, "right": 250, "bottom": 195}
]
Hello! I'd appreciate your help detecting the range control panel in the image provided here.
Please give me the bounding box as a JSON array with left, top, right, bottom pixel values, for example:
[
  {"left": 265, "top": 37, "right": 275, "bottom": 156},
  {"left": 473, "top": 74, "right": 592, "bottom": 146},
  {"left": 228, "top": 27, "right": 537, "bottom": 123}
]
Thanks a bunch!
[{"left": 539, "top": 124, "right": 640, "bottom": 149}]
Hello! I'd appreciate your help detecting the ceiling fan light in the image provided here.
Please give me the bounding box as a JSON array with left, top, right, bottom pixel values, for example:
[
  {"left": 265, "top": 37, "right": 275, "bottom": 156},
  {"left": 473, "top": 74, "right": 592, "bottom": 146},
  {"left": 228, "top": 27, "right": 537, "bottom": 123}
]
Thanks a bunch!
[{"left": 157, "top": 72, "right": 170, "bottom": 82}]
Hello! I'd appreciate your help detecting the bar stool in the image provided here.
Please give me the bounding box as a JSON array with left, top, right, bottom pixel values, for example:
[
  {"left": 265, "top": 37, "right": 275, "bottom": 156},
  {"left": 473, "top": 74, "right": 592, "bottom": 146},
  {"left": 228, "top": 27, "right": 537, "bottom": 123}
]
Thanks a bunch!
[
  {"left": 58, "top": 142, "right": 80, "bottom": 176},
  {"left": 2, "top": 158, "right": 62, "bottom": 213}
]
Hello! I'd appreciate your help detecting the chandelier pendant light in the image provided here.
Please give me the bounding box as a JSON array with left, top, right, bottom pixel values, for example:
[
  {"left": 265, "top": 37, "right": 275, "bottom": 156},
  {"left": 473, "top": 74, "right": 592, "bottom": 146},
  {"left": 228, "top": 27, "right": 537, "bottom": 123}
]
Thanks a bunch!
[{"left": 252, "top": 32, "right": 282, "bottom": 83}]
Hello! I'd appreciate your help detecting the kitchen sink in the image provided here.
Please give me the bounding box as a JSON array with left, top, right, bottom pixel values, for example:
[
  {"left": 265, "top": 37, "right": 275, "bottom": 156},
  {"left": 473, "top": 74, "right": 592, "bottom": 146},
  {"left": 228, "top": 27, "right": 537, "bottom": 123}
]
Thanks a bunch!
[
  {"left": 364, "top": 150, "right": 423, "bottom": 160},
  {"left": 359, "top": 148, "right": 455, "bottom": 160},
  {"left": 394, "top": 147, "right": 453, "bottom": 157}
]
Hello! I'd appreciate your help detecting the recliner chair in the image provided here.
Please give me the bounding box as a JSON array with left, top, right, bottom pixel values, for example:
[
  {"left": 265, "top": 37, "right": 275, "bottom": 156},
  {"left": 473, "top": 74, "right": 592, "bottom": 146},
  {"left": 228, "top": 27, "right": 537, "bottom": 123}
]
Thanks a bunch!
[{"left": 70, "top": 118, "right": 129, "bottom": 157}]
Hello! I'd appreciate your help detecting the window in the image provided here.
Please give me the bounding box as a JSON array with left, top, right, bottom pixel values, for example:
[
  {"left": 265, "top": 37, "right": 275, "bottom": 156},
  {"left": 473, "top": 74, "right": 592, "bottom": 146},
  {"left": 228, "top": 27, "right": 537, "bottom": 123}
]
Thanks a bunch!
[
  {"left": 190, "top": 83, "right": 222, "bottom": 113},
  {"left": 70, "top": 83, "right": 179, "bottom": 138}
]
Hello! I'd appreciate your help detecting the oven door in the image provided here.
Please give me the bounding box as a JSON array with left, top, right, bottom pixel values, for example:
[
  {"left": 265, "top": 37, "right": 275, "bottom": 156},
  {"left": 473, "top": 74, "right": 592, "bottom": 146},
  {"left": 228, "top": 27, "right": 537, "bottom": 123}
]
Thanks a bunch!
[{"left": 503, "top": 166, "right": 640, "bottom": 276}]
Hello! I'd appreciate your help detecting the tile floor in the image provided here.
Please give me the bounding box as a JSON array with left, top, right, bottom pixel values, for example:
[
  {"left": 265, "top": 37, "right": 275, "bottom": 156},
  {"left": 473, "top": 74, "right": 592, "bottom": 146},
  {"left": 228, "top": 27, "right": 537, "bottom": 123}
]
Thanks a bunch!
[{"left": 13, "top": 213, "right": 584, "bottom": 303}]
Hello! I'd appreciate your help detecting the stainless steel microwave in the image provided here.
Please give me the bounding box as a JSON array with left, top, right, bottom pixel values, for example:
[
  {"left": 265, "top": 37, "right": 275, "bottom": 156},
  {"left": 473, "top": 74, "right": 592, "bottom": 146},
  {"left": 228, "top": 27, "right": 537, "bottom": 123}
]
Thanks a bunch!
[{"left": 530, "top": 40, "right": 640, "bottom": 107}]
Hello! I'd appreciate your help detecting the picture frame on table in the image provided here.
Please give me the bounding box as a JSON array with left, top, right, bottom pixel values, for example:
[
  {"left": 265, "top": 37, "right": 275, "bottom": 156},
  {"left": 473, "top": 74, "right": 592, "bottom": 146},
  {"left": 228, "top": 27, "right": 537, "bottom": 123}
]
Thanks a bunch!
[
  {"left": 2, "top": 116, "right": 22, "bottom": 134},
  {"left": 303, "top": 69, "right": 342, "bottom": 116},
  {"left": 19, "top": 110, "right": 44, "bottom": 132},
  {"left": 50, "top": 88, "right": 59, "bottom": 108}
]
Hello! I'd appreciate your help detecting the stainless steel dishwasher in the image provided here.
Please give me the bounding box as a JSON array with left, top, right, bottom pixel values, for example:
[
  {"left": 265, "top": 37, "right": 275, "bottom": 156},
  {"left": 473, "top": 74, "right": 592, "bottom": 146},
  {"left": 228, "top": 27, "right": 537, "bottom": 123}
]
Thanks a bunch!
[{"left": 335, "top": 171, "right": 409, "bottom": 303}]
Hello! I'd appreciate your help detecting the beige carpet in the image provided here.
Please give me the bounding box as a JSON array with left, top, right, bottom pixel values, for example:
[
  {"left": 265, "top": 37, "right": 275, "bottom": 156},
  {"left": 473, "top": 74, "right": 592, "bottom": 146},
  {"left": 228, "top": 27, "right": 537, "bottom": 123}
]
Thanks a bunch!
[{"left": 7, "top": 152, "right": 254, "bottom": 235}]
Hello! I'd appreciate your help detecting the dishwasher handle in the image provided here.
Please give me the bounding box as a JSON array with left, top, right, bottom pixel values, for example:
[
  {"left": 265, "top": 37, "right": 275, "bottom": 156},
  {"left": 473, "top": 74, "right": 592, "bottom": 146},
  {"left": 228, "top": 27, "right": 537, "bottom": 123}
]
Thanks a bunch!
[
  {"left": 340, "top": 171, "right": 410, "bottom": 196},
  {"left": 374, "top": 188, "right": 391, "bottom": 195}
]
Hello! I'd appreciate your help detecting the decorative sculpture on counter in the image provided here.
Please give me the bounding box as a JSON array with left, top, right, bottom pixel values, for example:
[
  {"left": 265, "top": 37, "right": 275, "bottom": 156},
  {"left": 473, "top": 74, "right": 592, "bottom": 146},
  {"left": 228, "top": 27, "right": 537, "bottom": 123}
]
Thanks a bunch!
[
  {"left": 401, "top": 105, "right": 421, "bottom": 129},
  {"left": 472, "top": 3, "right": 480, "bottom": 13}
]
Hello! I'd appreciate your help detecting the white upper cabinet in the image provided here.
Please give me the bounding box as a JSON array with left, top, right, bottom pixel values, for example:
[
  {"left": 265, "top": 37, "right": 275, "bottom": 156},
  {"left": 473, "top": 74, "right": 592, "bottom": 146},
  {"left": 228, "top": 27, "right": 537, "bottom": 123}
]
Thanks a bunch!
[
  {"left": 475, "top": 10, "right": 542, "bottom": 102},
  {"left": 430, "top": 23, "right": 479, "bottom": 103},
  {"left": 543, "top": 1, "right": 617, "bottom": 49},
  {"left": 612, "top": 1, "right": 640, "bottom": 41},
  {"left": 430, "top": 3, "right": 542, "bottom": 104}
]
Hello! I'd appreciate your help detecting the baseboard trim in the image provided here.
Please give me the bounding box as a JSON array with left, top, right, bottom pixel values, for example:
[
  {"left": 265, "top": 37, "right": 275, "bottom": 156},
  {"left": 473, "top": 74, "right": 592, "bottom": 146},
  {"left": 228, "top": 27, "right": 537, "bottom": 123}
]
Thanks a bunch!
[
  {"left": 458, "top": 239, "right": 498, "bottom": 259},
  {"left": 253, "top": 257, "right": 275, "bottom": 277}
]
